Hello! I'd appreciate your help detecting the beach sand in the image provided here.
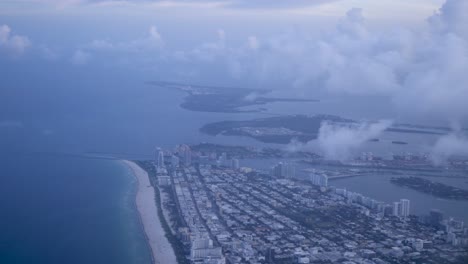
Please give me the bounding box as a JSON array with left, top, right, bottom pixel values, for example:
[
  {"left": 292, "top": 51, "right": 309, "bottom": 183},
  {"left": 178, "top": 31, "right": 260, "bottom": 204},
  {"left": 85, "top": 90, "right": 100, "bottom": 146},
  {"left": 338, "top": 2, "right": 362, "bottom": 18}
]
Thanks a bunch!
[{"left": 122, "top": 160, "right": 177, "bottom": 264}]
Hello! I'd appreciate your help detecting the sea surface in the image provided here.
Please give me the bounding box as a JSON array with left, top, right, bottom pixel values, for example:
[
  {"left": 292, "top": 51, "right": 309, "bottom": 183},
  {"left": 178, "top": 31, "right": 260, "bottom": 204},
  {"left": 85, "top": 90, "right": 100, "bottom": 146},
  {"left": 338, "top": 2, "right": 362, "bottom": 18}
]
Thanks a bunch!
[
  {"left": 0, "top": 154, "right": 151, "bottom": 264},
  {"left": 0, "top": 72, "right": 466, "bottom": 263}
]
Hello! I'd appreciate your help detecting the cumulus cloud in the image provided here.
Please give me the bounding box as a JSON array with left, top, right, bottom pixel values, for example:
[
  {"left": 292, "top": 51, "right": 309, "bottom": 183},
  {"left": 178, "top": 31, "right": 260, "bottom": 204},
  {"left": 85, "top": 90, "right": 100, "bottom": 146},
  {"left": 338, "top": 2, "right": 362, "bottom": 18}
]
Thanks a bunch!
[
  {"left": 0, "top": 24, "right": 31, "bottom": 56},
  {"left": 287, "top": 120, "right": 392, "bottom": 160},
  {"left": 431, "top": 133, "right": 468, "bottom": 165},
  {"left": 71, "top": 49, "right": 91, "bottom": 65},
  {"left": 18, "top": 0, "right": 466, "bottom": 127},
  {"left": 88, "top": 25, "right": 163, "bottom": 52},
  {"left": 168, "top": 0, "right": 467, "bottom": 125},
  {"left": 316, "top": 120, "right": 393, "bottom": 160}
]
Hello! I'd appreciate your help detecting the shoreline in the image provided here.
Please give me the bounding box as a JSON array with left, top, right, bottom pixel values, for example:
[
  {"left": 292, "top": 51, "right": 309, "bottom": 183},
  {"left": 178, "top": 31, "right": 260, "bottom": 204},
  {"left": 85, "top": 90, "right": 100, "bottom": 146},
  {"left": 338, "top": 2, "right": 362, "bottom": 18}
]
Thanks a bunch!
[{"left": 122, "top": 160, "right": 177, "bottom": 264}]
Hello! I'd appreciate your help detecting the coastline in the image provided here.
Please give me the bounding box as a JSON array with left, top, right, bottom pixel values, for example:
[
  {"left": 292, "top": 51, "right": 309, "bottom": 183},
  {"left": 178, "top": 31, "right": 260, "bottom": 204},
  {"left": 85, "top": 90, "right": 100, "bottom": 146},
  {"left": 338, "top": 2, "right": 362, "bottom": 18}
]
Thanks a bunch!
[{"left": 122, "top": 160, "right": 177, "bottom": 264}]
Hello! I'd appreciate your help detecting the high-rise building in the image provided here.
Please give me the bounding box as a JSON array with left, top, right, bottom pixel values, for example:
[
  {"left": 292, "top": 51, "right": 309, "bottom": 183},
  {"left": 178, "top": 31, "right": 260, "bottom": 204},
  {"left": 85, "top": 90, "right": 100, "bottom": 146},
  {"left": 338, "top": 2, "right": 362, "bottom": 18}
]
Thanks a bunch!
[
  {"left": 176, "top": 144, "right": 192, "bottom": 166},
  {"left": 231, "top": 159, "right": 240, "bottom": 170},
  {"left": 310, "top": 174, "right": 328, "bottom": 188},
  {"left": 393, "top": 202, "right": 401, "bottom": 217},
  {"left": 283, "top": 163, "right": 295, "bottom": 179},
  {"left": 392, "top": 199, "right": 410, "bottom": 218},
  {"left": 171, "top": 155, "right": 180, "bottom": 168},
  {"left": 270, "top": 162, "right": 295, "bottom": 179},
  {"left": 400, "top": 199, "right": 410, "bottom": 217},
  {"left": 156, "top": 147, "right": 165, "bottom": 168}
]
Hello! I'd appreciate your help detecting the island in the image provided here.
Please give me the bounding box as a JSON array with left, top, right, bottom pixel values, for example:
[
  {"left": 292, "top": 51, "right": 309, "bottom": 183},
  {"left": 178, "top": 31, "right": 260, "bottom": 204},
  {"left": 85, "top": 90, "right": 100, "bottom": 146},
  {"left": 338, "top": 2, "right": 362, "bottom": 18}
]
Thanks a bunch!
[
  {"left": 147, "top": 80, "right": 318, "bottom": 113},
  {"left": 391, "top": 176, "right": 468, "bottom": 200},
  {"left": 200, "top": 114, "right": 354, "bottom": 144},
  {"left": 200, "top": 114, "right": 449, "bottom": 144}
]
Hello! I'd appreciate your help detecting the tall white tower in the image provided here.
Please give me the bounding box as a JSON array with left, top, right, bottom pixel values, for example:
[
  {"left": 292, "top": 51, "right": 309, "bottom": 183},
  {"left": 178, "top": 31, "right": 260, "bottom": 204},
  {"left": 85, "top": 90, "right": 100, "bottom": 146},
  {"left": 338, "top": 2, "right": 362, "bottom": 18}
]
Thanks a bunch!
[{"left": 156, "top": 147, "right": 165, "bottom": 168}]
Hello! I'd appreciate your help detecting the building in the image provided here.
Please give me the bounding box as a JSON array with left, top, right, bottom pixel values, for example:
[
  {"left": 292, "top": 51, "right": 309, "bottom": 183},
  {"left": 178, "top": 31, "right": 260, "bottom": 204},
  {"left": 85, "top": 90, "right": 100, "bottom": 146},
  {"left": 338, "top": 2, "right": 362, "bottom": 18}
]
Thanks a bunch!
[
  {"left": 270, "top": 162, "right": 296, "bottom": 179},
  {"left": 392, "top": 199, "right": 410, "bottom": 218},
  {"left": 190, "top": 237, "right": 225, "bottom": 264},
  {"left": 176, "top": 144, "right": 192, "bottom": 166},
  {"left": 157, "top": 175, "right": 171, "bottom": 186},
  {"left": 231, "top": 159, "right": 240, "bottom": 170},
  {"left": 400, "top": 199, "right": 410, "bottom": 217},
  {"left": 171, "top": 155, "right": 180, "bottom": 168},
  {"left": 156, "top": 147, "right": 165, "bottom": 168},
  {"left": 310, "top": 173, "right": 328, "bottom": 188},
  {"left": 393, "top": 202, "right": 401, "bottom": 217}
]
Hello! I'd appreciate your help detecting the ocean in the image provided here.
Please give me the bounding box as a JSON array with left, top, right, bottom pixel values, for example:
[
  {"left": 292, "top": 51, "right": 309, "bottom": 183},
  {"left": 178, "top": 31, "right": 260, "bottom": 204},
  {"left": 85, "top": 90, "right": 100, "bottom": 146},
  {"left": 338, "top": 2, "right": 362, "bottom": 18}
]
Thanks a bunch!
[{"left": 0, "top": 154, "right": 151, "bottom": 264}]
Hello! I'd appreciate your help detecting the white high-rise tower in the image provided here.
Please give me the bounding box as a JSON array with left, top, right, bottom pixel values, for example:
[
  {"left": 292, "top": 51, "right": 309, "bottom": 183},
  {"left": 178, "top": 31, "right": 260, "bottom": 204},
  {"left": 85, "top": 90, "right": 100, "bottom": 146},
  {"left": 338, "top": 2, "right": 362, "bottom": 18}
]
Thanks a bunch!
[{"left": 156, "top": 147, "right": 165, "bottom": 168}]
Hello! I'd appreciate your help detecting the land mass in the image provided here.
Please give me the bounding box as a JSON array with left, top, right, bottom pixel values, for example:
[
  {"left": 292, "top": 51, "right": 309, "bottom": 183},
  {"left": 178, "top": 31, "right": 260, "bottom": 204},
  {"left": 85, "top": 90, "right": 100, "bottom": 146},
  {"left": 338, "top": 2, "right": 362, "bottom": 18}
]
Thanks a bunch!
[
  {"left": 391, "top": 176, "right": 468, "bottom": 200},
  {"left": 201, "top": 114, "right": 449, "bottom": 144},
  {"left": 148, "top": 80, "right": 318, "bottom": 113},
  {"left": 200, "top": 114, "right": 353, "bottom": 144}
]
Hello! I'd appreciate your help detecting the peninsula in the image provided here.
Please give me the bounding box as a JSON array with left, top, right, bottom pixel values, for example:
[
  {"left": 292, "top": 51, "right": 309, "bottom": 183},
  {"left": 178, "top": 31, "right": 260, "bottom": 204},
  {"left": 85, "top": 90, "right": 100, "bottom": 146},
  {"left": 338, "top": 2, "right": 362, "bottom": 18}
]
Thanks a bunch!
[{"left": 148, "top": 81, "right": 318, "bottom": 113}]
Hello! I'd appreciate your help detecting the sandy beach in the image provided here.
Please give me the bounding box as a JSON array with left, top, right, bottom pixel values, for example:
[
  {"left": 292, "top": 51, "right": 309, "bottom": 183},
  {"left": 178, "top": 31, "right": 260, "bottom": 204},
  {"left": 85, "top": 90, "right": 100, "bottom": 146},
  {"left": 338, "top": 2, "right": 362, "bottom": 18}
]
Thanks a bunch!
[{"left": 122, "top": 160, "right": 177, "bottom": 264}]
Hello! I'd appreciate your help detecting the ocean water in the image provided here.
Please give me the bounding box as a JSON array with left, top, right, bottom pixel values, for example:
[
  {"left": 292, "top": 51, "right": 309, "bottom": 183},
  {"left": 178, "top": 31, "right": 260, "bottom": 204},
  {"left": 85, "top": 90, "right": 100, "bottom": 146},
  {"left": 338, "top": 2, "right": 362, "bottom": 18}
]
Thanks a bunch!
[{"left": 0, "top": 154, "right": 151, "bottom": 264}]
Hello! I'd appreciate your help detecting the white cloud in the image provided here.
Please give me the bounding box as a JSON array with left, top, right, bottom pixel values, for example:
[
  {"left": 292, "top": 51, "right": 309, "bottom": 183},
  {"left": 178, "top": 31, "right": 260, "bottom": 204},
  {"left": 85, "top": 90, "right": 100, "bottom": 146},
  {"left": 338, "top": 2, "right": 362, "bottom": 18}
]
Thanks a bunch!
[
  {"left": 83, "top": 25, "right": 163, "bottom": 62},
  {"left": 431, "top": 133, "right": 468, "bottom": 164},
  {"left": 25, "top": 0, "right": 339, "bottom": 9},
  {"left": 286, "top": 120, "right": 392, "bottom": 160},
  {"left": 317, "top": 120, "right": 392, "bottom": 160},
  {"left": 168, "top": 0, "right": 467, "bottom": 125},
  {"left": 0, "top": 24, "right": 31, "bottom": 56}
]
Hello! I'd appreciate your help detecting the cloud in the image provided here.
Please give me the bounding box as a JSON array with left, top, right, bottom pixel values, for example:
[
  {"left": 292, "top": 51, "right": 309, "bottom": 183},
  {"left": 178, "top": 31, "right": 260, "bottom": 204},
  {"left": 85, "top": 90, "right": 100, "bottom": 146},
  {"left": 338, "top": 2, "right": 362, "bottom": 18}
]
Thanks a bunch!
[
  {"left": 32, "top": 0, "right": 340, "bottom": 9},
  {"left": 430, "top": 133, "right": 468, "bottom": 164},
  {"left": 88, "top": 25, "right": 163, "bottom": 52},
  {"left": 0, "top": 24, "right": 31, "bottom": 56},
  {"left": 168, "top": 0, "right": 467, "bottom": 125},
  {"left": 71, "top": 49, "right": 91, "bottom": 65},
  {"left": 316, "top": 120, "right": 393, "bottom": 160},
  {"left": 225, "top": 0, "right": 340, "bottom": 9},
  {"left": 12, "top": 0, "right": 465, "bottom": 127},
  {"left": 70, "top": 25, "right": 164, "bottom": 69},
  {"left": 287, "top": 120, "right": 392, "bottom": 160}
]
